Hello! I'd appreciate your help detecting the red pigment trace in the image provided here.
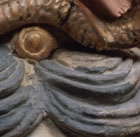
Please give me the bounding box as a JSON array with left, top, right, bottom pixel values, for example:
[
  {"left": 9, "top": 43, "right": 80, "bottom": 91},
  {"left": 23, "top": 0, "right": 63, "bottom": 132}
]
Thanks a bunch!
[{"left": 80, "top": 0, "right": 131, "bottom": 19}]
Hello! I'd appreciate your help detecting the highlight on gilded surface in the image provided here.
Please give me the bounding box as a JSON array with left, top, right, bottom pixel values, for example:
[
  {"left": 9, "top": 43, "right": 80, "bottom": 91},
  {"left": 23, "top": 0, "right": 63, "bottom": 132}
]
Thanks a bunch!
[{"left": 0, "top": 0, "right": 140, "bottom": 137}]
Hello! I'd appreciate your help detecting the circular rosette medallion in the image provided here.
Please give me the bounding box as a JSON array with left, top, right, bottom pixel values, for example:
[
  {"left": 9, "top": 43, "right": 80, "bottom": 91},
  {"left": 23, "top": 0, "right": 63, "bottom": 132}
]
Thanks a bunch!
[{"left": 36, "top": 49, "right": 140, "bottom": 137}]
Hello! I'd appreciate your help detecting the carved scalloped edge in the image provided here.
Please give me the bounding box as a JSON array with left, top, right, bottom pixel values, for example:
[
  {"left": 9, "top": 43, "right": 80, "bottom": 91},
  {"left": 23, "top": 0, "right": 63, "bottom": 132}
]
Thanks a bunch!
[
  {"left": 35, "top": 49, "right": 140, "bottom": 137},
  {"left": 0, "top": 46, "right": 47, "bottom": 137}
]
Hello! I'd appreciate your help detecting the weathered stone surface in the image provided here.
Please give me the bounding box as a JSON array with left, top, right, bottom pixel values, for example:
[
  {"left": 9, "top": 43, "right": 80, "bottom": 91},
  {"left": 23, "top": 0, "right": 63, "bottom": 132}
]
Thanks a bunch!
[
  {"left": 0, "top": 0, "right": 139, "bottom": 136},
  {"left": 1, "top": 42, "right": 140, "bottom": 137},
  {"left": 0, "top": 46, "right": 47, "bottom": 137},
  {"left": 28, "top": 119, "right": 67, "bottom": 137},
  {"left": 35, "top": 49, "right": 140, "bottom": 137},
  {"left": 0, "top": 46, "right": 24, "bottom": 97}
]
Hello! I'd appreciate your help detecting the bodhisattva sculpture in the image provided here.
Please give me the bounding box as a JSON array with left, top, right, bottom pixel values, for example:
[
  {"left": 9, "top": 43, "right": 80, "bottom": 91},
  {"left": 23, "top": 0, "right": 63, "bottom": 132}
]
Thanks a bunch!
[{"left": 0, "top": 0, "right": 140, "bottom": 137}]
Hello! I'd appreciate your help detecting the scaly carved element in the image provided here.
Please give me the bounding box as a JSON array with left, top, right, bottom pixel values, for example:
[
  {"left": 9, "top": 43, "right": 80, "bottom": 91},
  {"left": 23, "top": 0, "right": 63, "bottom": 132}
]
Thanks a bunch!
[
  {"left": 0, "top": 0, "right": 139, "bottom": 50},
  {"left": 12, "top": 27, "right": 57, "bottom": 61}
]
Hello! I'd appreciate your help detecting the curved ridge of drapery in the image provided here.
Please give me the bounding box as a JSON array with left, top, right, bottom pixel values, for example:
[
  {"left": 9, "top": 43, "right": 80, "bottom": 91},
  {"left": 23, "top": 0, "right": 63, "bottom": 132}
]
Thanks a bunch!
[
  {"left": 36, "top": 49, "right": 140, "bottom": 137},
  {"left": 0, "top": 45, "right": 47, "bottom": 137}
]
